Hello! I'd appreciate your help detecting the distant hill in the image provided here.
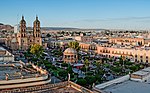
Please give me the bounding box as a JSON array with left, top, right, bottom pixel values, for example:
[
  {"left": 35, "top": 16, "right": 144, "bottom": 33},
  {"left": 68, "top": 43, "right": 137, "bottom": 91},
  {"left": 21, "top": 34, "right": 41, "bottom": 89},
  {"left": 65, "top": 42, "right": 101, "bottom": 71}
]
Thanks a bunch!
[
  {"left": 0, "top": 23, "right": 13, "bottom": 31},
  {"left": 0, "top": 23, "right": 4, "bottom": 25},
  {"left": 40, "top": 27, "right": 105, "bottom": 31},
  {"left": 41, "top": 27, "right": 79, "bottom": 30}
]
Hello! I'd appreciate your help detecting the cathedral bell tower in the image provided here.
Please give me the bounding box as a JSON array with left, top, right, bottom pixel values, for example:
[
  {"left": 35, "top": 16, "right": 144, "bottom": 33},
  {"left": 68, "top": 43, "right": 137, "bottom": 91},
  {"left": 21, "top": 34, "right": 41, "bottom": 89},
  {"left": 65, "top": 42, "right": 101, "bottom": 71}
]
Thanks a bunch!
[
  {"left": 20, "top": 16, "right": 26, "bottom": 37},
  {"left": 33, "top": 16, "right": 41, "bottom": 37}
]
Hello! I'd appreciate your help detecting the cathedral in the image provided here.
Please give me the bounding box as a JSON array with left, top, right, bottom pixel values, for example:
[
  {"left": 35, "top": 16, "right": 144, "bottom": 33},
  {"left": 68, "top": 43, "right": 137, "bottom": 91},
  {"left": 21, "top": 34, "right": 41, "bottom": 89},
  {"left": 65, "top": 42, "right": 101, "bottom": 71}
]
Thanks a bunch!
[{"left": 6, "top": 16, "right": 42, "bottom": 50}]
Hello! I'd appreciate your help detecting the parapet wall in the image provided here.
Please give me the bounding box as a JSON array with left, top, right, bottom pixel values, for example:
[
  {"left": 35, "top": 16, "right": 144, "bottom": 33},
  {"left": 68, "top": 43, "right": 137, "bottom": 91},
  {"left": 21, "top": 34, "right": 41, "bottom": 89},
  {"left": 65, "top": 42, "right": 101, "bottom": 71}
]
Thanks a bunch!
[
  {"left": 0, "top": 74, "right": 48, "bottom": 85},
  {"left": 95, "top": 75, "right": 130, "bottom": 89},
  {"left": 0, "top": 63, "right": 50, "bottom": 90},
  {"left": 0, "top": 74, "right": 50, "bottom": 89}
]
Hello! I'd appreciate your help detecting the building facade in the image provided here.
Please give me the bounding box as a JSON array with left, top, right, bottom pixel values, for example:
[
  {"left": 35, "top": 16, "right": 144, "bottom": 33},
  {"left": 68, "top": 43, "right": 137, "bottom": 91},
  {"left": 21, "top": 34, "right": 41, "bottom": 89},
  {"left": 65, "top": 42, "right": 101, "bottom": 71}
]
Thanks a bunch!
[
  {"left": 63, "top": 48, "right": 78, "bottom": 63},
  {"left": 6, "top": 16, "right": 42, "bottom": 50},
  {"left": 80, "top": 41, "right": 150, "bottom": 63},
  {"left": 109, "top": 37, "right": 145, "bottom": 46}
]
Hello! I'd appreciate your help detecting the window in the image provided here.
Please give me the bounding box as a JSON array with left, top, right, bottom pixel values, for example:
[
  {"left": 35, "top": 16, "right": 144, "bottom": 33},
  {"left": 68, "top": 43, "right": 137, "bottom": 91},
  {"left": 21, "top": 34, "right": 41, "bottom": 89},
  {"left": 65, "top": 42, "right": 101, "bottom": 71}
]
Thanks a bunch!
[{"left": 112, "top": 51, "right": 114, "bottom": 54}]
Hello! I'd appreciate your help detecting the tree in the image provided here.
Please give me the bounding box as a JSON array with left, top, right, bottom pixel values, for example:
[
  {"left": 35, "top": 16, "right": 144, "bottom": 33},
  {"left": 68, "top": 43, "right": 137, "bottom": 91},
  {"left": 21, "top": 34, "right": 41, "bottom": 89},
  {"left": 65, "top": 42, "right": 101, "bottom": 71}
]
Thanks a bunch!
[
  {"left": 76, "top": 78, "right": 87, "bottom": 86},
  {"left": 80, "top": 66, "right": 86, "bottom": 72},
  {"left": 84, "top": 59, "right": 90, "bottom": 74},
  {"left": 68, "top": 41, "right": 80, "bottom": 51},
  {"left": 95, "top": 61, "right": 104, "bottom": 75},
  {"left": 61, "top": 63, "right": 68, "bottom": 67},
  {"left": 129, "top": 65, "right": 139, "bottom": 71},
  {"left": 46, "top": 33, "right": 51, "bottom": 37},
  {"left": 58, "top": 70, "right": 68, "bottom": 80},
  {"left": 111, "top": 66, "right": 122, "bottom": 73},
  {"left": 24, "top": 47, "right": 32, "bottom": 61},
  {"left": 67, "top": 65, "right": 73, "bottom": 73},
  {"left": 85, "top": 76, "right": 96, "bottom": 85},
  {"left": 30, "top": 44, "right": 44, "bottom": 61}
]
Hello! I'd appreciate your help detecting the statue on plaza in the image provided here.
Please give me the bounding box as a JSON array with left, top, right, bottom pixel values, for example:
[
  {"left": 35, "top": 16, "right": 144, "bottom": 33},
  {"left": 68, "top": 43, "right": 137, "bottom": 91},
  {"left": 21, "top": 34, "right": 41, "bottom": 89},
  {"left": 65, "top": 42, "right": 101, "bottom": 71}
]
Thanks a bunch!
[{"left": 5, "top": 73, "right": 9, "bottom": 81}]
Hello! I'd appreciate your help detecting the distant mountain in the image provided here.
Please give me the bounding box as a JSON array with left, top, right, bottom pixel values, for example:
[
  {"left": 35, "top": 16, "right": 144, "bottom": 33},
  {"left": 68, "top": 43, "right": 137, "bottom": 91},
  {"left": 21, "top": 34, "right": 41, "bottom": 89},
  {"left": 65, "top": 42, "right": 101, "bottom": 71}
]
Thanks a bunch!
[
  {"left": 40, "top": 27, "right": 105, "bottom": 31},
  {"left": 0, "top": 23, "right": 4, "bottom": 25},
  {"left": 0, "top": 23, "right": 13, "bottom": 31},
  {"left": 41, "top": 27, "right": 79, "bottom": 30}
]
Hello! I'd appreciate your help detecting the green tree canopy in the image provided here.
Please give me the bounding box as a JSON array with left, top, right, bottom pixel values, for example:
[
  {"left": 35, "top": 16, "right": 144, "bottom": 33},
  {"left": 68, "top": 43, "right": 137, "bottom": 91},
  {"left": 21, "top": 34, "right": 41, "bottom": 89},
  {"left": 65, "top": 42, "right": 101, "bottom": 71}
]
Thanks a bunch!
[
  {"left": 58, "top": 70, "right": 68, "bottom": 79},
  {"left": 85, "top": 76, "right": 96, "bottom": 85},
  {"left": 30, "top": 44, "right": 43, "bottom": 58},
  {"left": 77, "top": 78, "right": 87, "bottom": 86},
  {"left": 84, "top": 59, "right": 90, "bottom": 74},
  {"left": 46, "top": 33, "right": 51, "bottom": 37},
  {"left": 68, "top": 41, "right": 80, "bottom": 51},
  {"left": 84, "top": 59, "right": 90, "bottom": 68}
]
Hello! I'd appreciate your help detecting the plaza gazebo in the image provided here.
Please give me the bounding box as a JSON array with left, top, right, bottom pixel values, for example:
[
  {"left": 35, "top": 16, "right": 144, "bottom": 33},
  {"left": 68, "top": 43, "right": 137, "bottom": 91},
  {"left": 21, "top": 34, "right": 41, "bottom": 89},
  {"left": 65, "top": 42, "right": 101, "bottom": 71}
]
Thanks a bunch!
[{"left": 63, "top": 48, "right": 78, "bottom": 63}]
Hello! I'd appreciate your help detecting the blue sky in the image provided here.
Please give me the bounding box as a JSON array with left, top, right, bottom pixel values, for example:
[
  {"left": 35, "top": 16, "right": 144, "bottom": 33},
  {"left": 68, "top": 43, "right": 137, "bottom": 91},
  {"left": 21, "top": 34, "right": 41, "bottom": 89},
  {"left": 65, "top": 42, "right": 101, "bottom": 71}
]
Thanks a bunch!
[{"left": 1, "top": 0, "right": 150, "bottom": 30}]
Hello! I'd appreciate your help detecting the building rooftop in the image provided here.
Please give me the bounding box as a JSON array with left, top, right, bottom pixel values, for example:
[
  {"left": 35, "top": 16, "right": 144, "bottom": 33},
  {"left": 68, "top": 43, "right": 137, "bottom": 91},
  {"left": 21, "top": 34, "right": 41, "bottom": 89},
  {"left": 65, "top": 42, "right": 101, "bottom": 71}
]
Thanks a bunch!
[
  {"left": 95, "top": 67, "right": 150, "bottom": 93},
  {"left": 103, "top": 80, "right": 150, "bottom": 93},
  {"left": 0, "top": 61, "right": 40, "bottom": 80},
  {"left": 0, "top": 81, "right": 94, "bottom": 93},
  {"left": 132, "top": 67, "right": 150, "bottom": 76},
  {"left": 132, "top": 70, "right": 149, "bottom": 76},
  {"left": 0, "top": 47, "right": 5, "bottom": 51}
]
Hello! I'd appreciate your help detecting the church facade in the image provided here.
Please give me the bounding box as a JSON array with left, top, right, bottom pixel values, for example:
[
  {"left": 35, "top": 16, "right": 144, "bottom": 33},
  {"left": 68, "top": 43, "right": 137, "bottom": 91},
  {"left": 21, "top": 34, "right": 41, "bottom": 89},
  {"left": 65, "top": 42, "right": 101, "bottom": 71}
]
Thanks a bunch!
[{"left": 6, "top": 16, "right": 42, "bottom": 50}]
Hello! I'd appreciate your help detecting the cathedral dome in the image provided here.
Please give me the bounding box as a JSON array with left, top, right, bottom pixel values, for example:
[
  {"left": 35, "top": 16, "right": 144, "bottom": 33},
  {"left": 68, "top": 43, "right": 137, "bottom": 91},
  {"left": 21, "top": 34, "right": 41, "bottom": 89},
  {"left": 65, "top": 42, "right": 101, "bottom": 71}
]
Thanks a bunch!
[{"left": 64, "top": 48, "right": 77, "bottom": 54}]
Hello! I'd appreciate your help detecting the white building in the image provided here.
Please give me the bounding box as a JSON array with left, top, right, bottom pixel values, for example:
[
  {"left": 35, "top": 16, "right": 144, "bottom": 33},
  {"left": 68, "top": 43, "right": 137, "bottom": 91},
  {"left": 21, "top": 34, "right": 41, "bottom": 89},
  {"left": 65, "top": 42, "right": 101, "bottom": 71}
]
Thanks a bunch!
[{"left": 14, "top": 24, "right": 19, "bottom": 33}]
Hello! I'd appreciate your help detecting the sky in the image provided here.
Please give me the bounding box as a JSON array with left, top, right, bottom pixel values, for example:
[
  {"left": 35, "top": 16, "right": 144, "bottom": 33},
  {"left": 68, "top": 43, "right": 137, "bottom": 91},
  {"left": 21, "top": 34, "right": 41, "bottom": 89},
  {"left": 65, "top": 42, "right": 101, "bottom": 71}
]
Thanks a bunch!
[{"left": 1, "top": 0, "right": 150, "bottom": 30}]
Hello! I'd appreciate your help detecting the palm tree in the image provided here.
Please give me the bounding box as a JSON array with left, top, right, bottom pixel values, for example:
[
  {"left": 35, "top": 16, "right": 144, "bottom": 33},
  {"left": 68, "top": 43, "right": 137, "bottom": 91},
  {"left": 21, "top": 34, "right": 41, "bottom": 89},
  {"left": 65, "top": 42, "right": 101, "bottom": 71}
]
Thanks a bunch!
[
  {"left": 84, "top": 59, "right": 90, "bottom": 74},
  {"left": 68, "top": 41, "right": 80, "bottom": 52},
  {"left": 95, "top": 61, "right": 101, "bottom": 73}
]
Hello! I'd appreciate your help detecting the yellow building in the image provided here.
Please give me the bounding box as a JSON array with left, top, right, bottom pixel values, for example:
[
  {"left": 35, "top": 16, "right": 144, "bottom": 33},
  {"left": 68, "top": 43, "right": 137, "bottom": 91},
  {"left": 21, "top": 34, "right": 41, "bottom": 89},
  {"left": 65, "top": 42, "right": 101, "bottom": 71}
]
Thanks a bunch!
[
  {"left": 80, "top": 41, "right": 150, "bottom": 63},
  {"left": 97, "top": 45, "right": 150, "bottom": 63},
  {"left": 109, "top": 37, "right": 145, "bottom": 46}
]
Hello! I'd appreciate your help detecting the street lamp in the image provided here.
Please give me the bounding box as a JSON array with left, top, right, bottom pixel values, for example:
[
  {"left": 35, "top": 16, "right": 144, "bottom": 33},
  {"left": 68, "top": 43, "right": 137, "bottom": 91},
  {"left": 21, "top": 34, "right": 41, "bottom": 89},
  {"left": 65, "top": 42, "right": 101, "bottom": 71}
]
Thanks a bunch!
[{"left": 122, "top": 55, "right": 126, "bottom": 73}]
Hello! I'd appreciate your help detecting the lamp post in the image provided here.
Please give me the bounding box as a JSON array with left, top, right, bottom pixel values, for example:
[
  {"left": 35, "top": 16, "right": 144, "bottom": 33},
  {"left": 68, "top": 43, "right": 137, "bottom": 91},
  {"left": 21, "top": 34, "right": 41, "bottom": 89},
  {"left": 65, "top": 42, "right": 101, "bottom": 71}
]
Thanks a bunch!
[{"left": 122, "top": 55, "right": 126, "bottom": 73}]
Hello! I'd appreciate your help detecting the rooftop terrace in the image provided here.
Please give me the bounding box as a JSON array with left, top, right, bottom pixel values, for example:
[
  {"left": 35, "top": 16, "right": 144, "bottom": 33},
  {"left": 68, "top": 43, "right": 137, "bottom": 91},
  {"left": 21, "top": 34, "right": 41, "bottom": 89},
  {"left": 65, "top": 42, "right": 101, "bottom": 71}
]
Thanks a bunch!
[{"left": 0, "top": 61, "right": 40, "bottom": 80}]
